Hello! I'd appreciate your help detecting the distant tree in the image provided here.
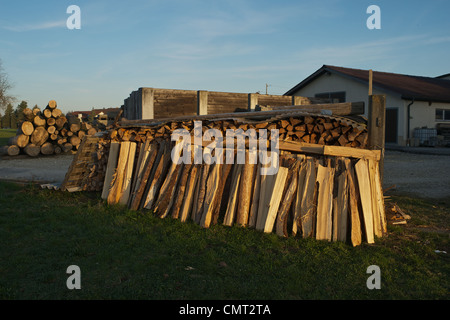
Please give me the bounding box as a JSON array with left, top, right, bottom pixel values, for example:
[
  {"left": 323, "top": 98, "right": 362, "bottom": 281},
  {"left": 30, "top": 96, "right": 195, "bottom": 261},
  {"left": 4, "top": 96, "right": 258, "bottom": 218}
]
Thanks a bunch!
[
  {"left": 1, "top": 103, "right": 14, "bottom": 128},
  {"left": 0, "top": 112, "right": 2, "bottom": 129},
  {"left": 0, "top": 59, "right": 15, "bottom": 112},
  {"left": 15, "top": 100, "right": 28, "bottom": 123}
]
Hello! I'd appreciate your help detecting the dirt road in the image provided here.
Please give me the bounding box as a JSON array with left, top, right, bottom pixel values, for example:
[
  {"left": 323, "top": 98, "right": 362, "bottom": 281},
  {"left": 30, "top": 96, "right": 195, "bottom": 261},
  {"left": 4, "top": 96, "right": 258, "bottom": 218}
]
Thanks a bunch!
[{"left": 0, "top": 150, "right": 449, "bottom": 199}]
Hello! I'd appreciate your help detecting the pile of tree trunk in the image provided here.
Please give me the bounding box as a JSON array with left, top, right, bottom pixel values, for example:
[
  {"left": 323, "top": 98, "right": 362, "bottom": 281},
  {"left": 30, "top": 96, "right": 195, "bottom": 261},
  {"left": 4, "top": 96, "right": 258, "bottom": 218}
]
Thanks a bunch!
[
  {"left": 91, "top": 111, "right": 385, "bottom": 246},
  {"left": 5, "top": 100, "right": 99, "bottom": 157}
]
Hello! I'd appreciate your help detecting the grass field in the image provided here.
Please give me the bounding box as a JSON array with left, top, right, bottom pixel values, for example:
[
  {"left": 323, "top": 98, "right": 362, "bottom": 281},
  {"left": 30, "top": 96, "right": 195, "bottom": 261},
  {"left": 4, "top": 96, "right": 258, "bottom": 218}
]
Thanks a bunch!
[
  {"left": 0, "top": 129, "right": 16, "bottom": 146},
  {"left": 0, "top": 181, "right": 448, "bottom": 300}
]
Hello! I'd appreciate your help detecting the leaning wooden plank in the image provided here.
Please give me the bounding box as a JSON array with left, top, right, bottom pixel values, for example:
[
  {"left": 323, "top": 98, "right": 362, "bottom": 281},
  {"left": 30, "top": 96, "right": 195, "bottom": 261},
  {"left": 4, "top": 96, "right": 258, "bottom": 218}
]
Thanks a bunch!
[
  {"left": 171, "top": 163, "right": 193, "bottom": 219},
  {"left": 368, "top": 159, "right": 383, "bottom": 238},
  {"left": 200, "top": 163, "right": 222, "bottom": 228},
  {"left": 248, "top": 162, "right": 262, "bottom": 228},
  {"left": 223, "top": 164, "right": 243, "bottom": 226},
  {"left": 107, "top": 141, "right": 131, "bottom": 205},
  {"left": 374, "top": 161, "right": 387, "bottom": 234},
  {"left": 143, "top": 140, "right": 171, "bottom": 210},
  {"left": 153, "top": 140, "right": 185, "bottom": 217},
  {"left": 263, "top": 166, "right": 288, "bottom": 233},
  {"left": 211, "top": 163, "right": 234, "bottom": 225},
  {"left": 315, "top": 158, "right": 335, "bottom": 241},
  {"left": 255, "top": 163, "right": 275, "bottom": 231},
  {"left": 119, "top": 142, "right": 137, "bottom": 205},
  {"left": 101, "top": 141, "right": 120, "bottom": 199},
  {"left": 276, "top": 160, "right": 300, "bottom": 237},
  {"left": 193, "top": 164, "right": 211, "bottom": 224},
  {"left": 179, "top": 165, "right": 200, "bottom": 223},
  {"left": 299, "top": 157, "right": 317, "bottom": 238},
  {"left": 128, "top": 139, "right": 152, "bottom": 206},
  {"left": 292, "top": 156, "right": 306, "bottom": 236},
  {"left": 129, "top": 142, "right": 159, "bottom": 211},
  {"left": 235, "top": 150, "right": 257, "bottom": 226},
  {"left": 333, "top": 158, "right": 348, "bottom": 242},
  {"left": 345, "top": 158, "right": 362, "bottom": 246},
  {"left": 354, "top": 159, "right": 374, "bottom": 244}
]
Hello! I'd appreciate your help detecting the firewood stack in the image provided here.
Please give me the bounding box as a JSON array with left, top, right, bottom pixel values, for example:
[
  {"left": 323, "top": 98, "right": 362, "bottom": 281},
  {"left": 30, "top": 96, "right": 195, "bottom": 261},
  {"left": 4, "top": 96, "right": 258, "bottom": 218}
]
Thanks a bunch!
[
  {"left": 92, "top": 112, "right": 386, "bottom": 246},
  {"left": 5, "top": 100, "right": 99, "bottom": 157}
]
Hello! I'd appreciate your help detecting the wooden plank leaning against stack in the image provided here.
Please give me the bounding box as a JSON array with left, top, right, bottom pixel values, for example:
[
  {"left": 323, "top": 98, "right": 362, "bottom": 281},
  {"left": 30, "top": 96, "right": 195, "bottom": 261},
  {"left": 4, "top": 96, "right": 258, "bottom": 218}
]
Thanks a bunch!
[{"left": 73, "top": 104, "right": 387, "bottom": 246}]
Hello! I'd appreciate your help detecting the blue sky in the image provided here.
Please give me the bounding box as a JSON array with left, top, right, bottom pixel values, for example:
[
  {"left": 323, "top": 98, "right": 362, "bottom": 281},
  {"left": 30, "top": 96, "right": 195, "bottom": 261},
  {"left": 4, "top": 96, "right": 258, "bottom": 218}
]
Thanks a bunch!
[{"left": 1, "top": 0, "right": 449, "bottom": 113}]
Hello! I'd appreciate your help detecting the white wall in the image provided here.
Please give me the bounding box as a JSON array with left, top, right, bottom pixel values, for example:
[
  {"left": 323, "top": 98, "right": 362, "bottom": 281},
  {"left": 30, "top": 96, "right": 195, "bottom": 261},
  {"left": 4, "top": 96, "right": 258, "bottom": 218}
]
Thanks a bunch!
[{"left": 291, "top": 73, "right": 406, "bottom": 144}]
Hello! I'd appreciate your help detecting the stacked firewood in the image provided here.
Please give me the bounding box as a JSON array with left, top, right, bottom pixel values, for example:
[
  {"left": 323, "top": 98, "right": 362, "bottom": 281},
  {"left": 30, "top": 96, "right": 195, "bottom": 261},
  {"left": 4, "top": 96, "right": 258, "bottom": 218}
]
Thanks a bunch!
[
  {"left": 92, "top": 113, "right": 385, "bottom": 246},
  {"left": 109, "top": 114, "right": 369, "bottom": 149},
  {"left": 5, "top": 100, "right": 99, "bottom": 157}
]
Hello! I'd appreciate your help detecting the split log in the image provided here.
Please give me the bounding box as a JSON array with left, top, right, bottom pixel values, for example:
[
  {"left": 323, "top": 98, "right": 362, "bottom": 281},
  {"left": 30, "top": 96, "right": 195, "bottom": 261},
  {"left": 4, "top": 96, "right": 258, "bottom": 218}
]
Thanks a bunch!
[
  {"left": 263, "top": 166, "right": 288, "bottom": 233},
  {"left": 7, "top": 145, "right": 20, "bottom": 156},
  {"left": 248, "top": 162, "right": 262, "bottom": 228},
  {"left": 119, "top": 142, "right": 137, "bottom": 205},
  {"left": 101, "top": 142, "right": 120, "bottom": 200},
  {"left": 298, "top": 157, "right": 316, "bottom": 238},
  {"left": 200, "top": 163, "right": 222, "bottom": 228},
  {"left": 9, "top": 134, "right": 29, "bottom": 148},
  {"left": 55, "top": 116, "right": 67, "bottom": 129},
  {"left": 47, "top": 117, "right": 56, "bottom": 126},
  {"left": 235, "top": 150, "right": 257, "bottom": 226},
  {"left": 332, "top": 158, "right": 348, "bottom": 242},
  {"left": 51, "top": 108, "right": 62, "bottom": 118},
  {"left": 70, "top": 123, "right": 81, "bottom": 133},
  {"left": 276, "top": 159, "right": 300, "bottom": 237},
  {"left": 179, "top": 164, "right": 200, "bottom": 222},
  {"left": 62, "top": 143, "right": 73, "bottom": 153},
  {"left": 40, "top": 142, "right": 55, "bottom": 155},
  {"left": 315, "top": 158, "right": 335, "bottom": 241},
  {"left": 223, "top": 164, "right": 243, "bottom": 226},
  {"left": 33, "top": 116, "right": 47, "bottom": 127},
  {"left": 30, "top": 126, "right": 49, "bottom": 146},
  {"left": 24, "top": 143, "right": 40, "bottom": 157},
  {"left": 345, "top": 159, "right": 362, "bottom": 246},
  {"left": 43, "top": 108, "right": 52, "bottom": 118},
  {"left": 19, "top": 121, "right": 34, "bottom": 135},
  {"left": 354, "top": 159, "right": 375, "bottom": 244},
  {"left": 47, "top": 100, "right": 57, "bottom": 109},
  {"left": 107, "top": 142, "right": 131, "bottom": 205}
]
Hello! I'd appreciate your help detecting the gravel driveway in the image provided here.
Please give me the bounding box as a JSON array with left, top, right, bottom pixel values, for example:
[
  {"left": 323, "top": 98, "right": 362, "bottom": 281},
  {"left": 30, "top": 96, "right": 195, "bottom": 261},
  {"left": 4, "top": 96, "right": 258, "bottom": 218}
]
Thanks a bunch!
[{"left": 0, "top": 150, "right": 449, "bottom": 199}]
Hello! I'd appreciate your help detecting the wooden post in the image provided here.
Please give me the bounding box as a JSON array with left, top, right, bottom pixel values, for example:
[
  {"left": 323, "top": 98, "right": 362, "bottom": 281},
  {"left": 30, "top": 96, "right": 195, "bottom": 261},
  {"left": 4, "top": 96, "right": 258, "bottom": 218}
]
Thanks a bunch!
[
  {"left": 141, "top": 88, "right": 155, "bottom": 120},
  {"left": 248, "top": 93, "right": 258, "bottom": 111},
  {"left": 197, "top": 90, "right": 208, "bottom": 115},
  {"left": 368, "top": 69, "right": 373, "bottom": 95},
  {"left": 368, "top": 94, "right": 386, "bottom": 182}
]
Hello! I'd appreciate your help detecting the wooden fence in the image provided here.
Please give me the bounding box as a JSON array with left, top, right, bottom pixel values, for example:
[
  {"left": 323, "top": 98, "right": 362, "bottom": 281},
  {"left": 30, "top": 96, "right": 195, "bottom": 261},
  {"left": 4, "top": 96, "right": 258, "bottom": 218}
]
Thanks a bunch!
[{"left": 121, "top": 88, "right": 344, "bottom": 120}]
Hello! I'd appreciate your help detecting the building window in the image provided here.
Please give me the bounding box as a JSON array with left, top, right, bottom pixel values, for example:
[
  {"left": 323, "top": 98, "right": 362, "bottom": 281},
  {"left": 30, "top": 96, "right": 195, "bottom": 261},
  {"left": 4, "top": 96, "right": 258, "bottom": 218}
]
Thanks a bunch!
[
  {"left": 315, "top": 91, "right": 346, "bottom": 103},
  {"left": 436, "top": 109, "right": 450, "bottom": 121}
]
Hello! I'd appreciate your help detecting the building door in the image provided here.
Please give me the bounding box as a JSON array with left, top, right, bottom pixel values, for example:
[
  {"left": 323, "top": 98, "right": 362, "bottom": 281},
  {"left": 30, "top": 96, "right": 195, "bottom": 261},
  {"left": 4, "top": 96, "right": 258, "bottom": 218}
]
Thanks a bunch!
[{"left": 385, "top": 108, "right": 398, "bottom": 143}]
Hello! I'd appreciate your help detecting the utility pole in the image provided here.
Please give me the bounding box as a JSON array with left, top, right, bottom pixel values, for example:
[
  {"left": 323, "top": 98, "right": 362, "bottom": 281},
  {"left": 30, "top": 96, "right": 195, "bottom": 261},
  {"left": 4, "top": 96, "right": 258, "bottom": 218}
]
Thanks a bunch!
[{"left": 265, "top": 83, "right": 271, "bottom": 95}]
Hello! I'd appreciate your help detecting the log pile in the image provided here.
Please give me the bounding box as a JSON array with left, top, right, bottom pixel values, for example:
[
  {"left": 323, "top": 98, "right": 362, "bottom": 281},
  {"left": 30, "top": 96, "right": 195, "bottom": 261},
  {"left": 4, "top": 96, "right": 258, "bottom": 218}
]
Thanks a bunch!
[
  {"left": 90, "top": 111, "right": 386, "bottom": 246},
  {"left": 5, "top": 100, "right": 99, "bottom": 157}
]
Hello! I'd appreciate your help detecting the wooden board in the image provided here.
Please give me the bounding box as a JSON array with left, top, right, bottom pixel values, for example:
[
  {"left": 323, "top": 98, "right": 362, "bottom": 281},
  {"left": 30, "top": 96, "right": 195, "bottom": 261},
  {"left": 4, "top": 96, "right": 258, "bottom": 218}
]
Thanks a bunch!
[
  {"left": 315, "top": 159, "right": 335, "bottom": 241},
  {"left": 101, "top": 141, "right": 120, "bottom": 199},
  {"left": 345, "top": 158, "right": 362, "bottom": 246},
  {"left": 263, "top": 166, "right": 288, "bottom": 233},
  {"left": 354, "top": 159, "right": 375, "bottom": 244}
]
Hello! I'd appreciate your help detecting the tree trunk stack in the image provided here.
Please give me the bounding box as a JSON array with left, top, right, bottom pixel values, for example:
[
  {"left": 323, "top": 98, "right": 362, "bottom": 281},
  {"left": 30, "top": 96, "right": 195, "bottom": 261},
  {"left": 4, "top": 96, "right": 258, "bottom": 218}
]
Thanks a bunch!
[
  {"left": 5, "top": 100, "right": 99, "bottom": 157},
  {"left": 67, "top": 108, "right": 386, "bottom": 246}
]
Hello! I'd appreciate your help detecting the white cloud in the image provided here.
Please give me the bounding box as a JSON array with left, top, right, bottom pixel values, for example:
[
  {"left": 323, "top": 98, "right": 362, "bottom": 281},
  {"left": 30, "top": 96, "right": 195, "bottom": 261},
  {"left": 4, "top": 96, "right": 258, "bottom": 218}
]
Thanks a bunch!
[{"left": 3, "top": 20, "right": 66, "bottom": 32}]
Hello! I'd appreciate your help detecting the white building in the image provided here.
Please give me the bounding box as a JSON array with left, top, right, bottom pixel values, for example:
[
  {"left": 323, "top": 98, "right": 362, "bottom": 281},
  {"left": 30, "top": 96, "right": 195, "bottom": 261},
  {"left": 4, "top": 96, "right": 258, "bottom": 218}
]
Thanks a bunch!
[{"left": 285, "top": 65, "right": 450, "bottom": 146}]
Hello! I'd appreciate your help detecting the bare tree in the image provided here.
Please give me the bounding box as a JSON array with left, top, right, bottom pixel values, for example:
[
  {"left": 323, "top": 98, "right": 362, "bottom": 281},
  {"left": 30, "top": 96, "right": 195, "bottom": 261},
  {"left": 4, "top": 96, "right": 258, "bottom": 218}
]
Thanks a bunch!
[{"left": 0, "top": 59, "right": 15, "bottom": 111}]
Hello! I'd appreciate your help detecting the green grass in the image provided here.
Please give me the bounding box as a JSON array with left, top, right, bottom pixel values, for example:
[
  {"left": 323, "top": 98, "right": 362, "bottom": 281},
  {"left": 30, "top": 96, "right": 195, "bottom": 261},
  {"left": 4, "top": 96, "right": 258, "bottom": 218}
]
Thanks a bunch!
[
  {"left": 0, "top": 129, "right": 16, "bottom": 146},
  {"left": 0, "top": 181, "right": 448, "bottom": 300}
]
